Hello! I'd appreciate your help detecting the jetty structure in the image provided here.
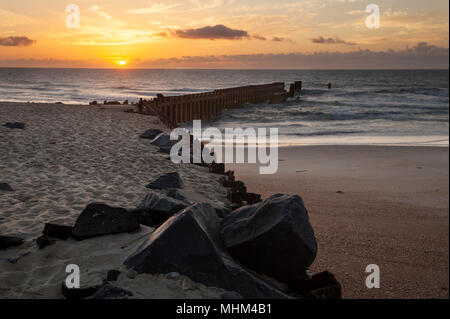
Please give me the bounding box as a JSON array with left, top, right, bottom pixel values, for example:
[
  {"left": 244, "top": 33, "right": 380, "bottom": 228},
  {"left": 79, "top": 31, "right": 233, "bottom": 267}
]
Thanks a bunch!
[{"left": 138, "top": 81, "right": 302, "bottom": 128}]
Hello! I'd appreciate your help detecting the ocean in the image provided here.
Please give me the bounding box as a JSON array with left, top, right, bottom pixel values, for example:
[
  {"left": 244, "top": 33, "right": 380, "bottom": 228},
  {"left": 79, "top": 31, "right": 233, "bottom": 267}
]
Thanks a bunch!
[{"left": 0, "top": 68, "right": 448, "bottom": 146}]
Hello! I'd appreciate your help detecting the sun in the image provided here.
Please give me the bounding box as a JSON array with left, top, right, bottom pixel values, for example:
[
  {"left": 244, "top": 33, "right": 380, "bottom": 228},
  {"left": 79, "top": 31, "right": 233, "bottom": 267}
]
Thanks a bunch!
[{"left": 118, "top": 60, "right": 127, "bottom": 66}]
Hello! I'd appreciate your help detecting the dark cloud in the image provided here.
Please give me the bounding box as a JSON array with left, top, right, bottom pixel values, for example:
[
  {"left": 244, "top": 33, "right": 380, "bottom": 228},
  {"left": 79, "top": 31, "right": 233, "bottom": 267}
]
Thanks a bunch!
[
  {"left": 173, "top": 24, "right": 248, "bottom": 40},
  {"left": 131, "top": 42, "right": 448, "bottom": 69},
  {"left": 311, "top": 36, "right": 356, "bottom": 46},
  {"left": 0, "top": 36, "right": 36, "bottom": 47},
  {"left": 271, "top": 37, "right": 294, "bottom": 43},
  {"left": 253, "top": 34, "right": 267, "bottom": 41}
]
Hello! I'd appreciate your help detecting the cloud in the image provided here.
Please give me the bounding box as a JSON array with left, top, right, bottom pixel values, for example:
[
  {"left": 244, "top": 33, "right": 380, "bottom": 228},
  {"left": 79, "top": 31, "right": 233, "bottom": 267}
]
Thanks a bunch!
[
  {"left": 130, "top": 42, "right": 449, "bottom": 69},
  {"left": 311, "top": 36, "right": 356, "bottom": 46},
  {"left": 271, "top": 37, "right": 294, "bottom": 43},
  {"left": 252, "top": 34, "right": 267, "bottom": 41},
  {"left": 89, "top": 5, "right": 112, "bottom": 19},
  {"left": 0, "top": 36, "right": 36, "bottom": 47},
  {"left": 127, "top": 3, "right": 179, "bottom": 14},
  {"left": 1, "top": 43, "right": 447, "bottom": 69},
  {"left": 173, "top": 24, "right": 249, "bottom": 40}
]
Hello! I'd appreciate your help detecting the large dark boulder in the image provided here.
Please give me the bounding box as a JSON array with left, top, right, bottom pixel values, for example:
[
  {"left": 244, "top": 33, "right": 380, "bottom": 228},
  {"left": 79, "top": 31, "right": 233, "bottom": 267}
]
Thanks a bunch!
[
  {"left": 137, "top": 191, "right": 188, "bottom": 227},
  {"left": 146, "top": 172, "right": 184, "bottom": 190},
  {"left": 124, "top": 203, "right": 289, "bottom": 299},
  {"left": 0, "top": 235, "right": 23, "bottom": 250},
  {"left": 140, "top": 129, "right": 163, "bottom": 140},
  {"left": 166, "top": 189, "right": 228, "bottom": 218},
  {"left": 220, "top": 194, "right": 317, "bottom": 283},
  {"left": 0, "top": 183, "right": 15, "bottom": 192},
  {"left": 43, "top": 223, "right": 73, "bottom": 240},
  {"left": 72, "top": 203, "right": 140, "bottom": 240}
]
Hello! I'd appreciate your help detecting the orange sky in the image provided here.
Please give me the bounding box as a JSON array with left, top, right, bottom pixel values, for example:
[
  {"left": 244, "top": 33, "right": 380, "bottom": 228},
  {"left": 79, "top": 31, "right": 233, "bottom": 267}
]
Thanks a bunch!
[{"left": 0, "top": 0, "right": 448, "bottom": 68}]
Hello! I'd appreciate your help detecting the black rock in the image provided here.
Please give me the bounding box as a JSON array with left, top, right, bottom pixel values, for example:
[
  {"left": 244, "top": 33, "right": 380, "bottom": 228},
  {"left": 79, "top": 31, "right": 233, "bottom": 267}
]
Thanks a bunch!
[
  {"left": 36, "top": 235, "right": 53, "bottom": 249},
  {"left": 150, "top": 133, "right": 176, "bottom": 148},
  {"left": 0, "top": 183, "right": 15, "bottom": 192},
  {"left": 0, "top": 235, "right": 24, "bottom": 250},
  {"left": 140, "top": 129, "right": 163, "bottom": 140},
  {"left": 146, "top": 172, "right": 184, "bottom": 190},
  {"left": 124, "top": 203, "right": 289, "bottom": 299},
  {"left": 289, "top": 271, "right": 341, "bottom": 299},
  {"left": 91, "top": 283, "right": 133, "bottom": 299},
  {"left": 209, "top": 162, "right": 225, "bottom": 174},
  {"left": 166, "top": 189, "right": 229, "bottom": 219},
  {"left": 137, "top": 191, "right": 188, "bottom": 227},
  {"left": 72, "top": 203, "right": 140, "bottom": 240},
  {"left": 106, "top": 270, "right": 121, "bottom": 282},
  {"left": 43, "top": 223, "right": 73, "bottom": 240},
  {"left": 61, "top": 282, "right": 99, "bottom": 299},
  {"left": 221, "top": 194, "right": 317, "bottom": 283},
  {"left": 3, "top": 122, "right": 25, "bottom": 129},
  {"left": 89, "top": 101, "right": 98, "bottom": 105}
]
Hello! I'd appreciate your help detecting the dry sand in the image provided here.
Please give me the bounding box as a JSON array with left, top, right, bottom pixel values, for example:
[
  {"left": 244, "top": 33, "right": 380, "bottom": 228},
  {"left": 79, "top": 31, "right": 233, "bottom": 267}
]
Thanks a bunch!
[
  {"left": 227, "top": 145, "right": 449, "bottom": 299},
  {"left": 0, "top": 102, "right": 228, "bottom": 299}
]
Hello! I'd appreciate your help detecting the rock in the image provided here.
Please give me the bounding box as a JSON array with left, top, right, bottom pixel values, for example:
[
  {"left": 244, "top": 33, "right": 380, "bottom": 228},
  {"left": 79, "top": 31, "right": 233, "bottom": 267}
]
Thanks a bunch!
[
  {"left": 241, "top": 192, "right": 262, "bottom": 205},
  {"left": 137, "top": 191, "right": 188, "bottom": 227},
  {"left": 221, "top": 194, "right": 317, "bottom": 283},
  {"left": 3, "top": 122, "right": 25, "bottom": 129},
  {"left": 123, "top": 100, "right": 129, "bottom": 105},
  {"left": 3, "top": 251, "right": 30, "bottom": 264},
  {"left": 91, "top": 283, "right": 133, "bottom": 299},
  {"left": 89, "top": 101, "right": 98, "bottom": 105},
  {"left": 209, "top": 162, "right": 225, "bottom": 174},
  {"left": 36, "top": 235, "right": 53, "bottom": 249},
  {"left": 0, "top": 182, "right": 15, "bottom": 192},
  {"left": 43, "top": 223, "right": 73, "bottom": 240},
  {"left": 166, "top": 272, "right": 181, "bottom": 279},
  {"left": 221, "top": 291, "right": 243, "bottom": 299},
  {"left": 0, "top": 235, "right": 24, "bottom": 250},
  {"left": 150, "top": 133, "right": 177, "bottom": 149},
  {"left": 126, "top": 269, "right": 138, "bottom": 279},
  {"left": 146, "top": 172, "right": 184, "bottom": 190},
  {"left": 222, "top": 180, "right": 247, "bottom": 192},
  {"left": 106, "top": 270, "right": 121, "bottom": 282},
  {"left": 139, "top": 129, "right": 163, "bottom": 140},
  {"left": 166, "top": 189, "right": 228, "bottom": 219},
  {"left": 290, "top": 271, "right": 341, "bottom": 299},
  {"left": 72, "top": 203, "right": 140, "bottom": 240},
  {"left": 124, "top": 203, "right": 289, "bottom": 299},
  {"left": 61, "top": 282, "right": 99, "bottom": 299}
]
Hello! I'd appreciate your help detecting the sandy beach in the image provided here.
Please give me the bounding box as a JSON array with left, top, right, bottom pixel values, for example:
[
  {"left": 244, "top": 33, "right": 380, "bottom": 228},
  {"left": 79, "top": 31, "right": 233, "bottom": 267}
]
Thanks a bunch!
[
  {"left": 0, "top": 102, "right": 448, "bottom": 299},
  {"left": 228, "top": 145, "right": 449, "bottom": 299},
  {"left": 0, "top": 102, "right": 229, "bottom": 299}
]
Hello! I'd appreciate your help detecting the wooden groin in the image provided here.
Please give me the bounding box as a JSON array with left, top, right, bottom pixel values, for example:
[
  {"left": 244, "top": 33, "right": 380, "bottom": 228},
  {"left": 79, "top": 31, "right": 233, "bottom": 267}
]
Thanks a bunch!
[{"left": 137, "top": 82, "right": 289, "bottom": 128}]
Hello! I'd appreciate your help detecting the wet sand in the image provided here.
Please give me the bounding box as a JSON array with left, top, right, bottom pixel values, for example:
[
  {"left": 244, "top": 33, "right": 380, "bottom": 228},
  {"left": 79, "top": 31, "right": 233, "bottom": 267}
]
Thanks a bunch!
[{"left": 227, "top": 145, "right": 449, "bottom": 299}]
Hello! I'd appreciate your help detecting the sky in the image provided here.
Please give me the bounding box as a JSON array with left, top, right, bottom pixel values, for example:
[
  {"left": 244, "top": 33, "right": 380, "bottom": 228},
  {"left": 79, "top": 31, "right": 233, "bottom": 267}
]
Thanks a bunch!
[{"left": 0, "top": 0, "right": 448, "bottom": 69}]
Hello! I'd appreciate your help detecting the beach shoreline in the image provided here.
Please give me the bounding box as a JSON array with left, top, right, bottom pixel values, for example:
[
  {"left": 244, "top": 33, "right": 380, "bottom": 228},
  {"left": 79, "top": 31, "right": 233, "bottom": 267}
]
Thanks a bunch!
[{"left": 1, "top": 102, "right": 448, "bottom": 299}]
